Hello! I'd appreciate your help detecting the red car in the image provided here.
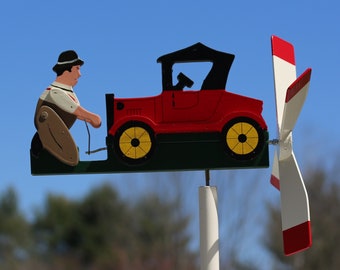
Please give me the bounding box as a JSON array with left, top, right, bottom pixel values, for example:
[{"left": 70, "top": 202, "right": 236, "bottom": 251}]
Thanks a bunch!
[{"left": 107, "top": 43, "right": 268, "bottom": 165}]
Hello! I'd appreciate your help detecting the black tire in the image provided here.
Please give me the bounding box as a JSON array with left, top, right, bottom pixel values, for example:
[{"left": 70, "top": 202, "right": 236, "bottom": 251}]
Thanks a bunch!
[
  {"left": 114, "top": 121, "right": 155, "bottom": 164},
  {"left": 222, "top": 117, "right": 265, "bottom": 160}
]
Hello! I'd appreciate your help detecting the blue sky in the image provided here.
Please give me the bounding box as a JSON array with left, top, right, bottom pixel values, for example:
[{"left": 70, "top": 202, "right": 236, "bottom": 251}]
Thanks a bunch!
[{"left": 1, "top": 0, "right": 340, "bottom": 268}]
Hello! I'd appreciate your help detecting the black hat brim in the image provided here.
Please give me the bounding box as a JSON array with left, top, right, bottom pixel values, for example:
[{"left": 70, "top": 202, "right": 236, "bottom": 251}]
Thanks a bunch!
[{"left": 52, "top": 59, "right": 84, "bottom": 72}]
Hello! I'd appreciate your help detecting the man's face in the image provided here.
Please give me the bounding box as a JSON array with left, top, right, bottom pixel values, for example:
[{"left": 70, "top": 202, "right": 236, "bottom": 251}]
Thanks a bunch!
[{"left": 68, "top": 65, "right": 81, "bottom": 86}]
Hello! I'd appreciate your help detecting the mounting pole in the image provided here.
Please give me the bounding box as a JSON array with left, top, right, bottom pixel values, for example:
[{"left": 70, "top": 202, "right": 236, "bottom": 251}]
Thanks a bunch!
[
  {"left": 199, "top": 170, "right": 220, "bottom": 270},
  {"left": 205, "top": 169, "right": 210, "bottom": 186}
]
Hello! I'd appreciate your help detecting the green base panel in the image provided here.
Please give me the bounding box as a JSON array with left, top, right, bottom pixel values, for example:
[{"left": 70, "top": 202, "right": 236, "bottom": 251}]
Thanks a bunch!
[{"left": 30, "top": 132, "right": 269, "bottom": 175}]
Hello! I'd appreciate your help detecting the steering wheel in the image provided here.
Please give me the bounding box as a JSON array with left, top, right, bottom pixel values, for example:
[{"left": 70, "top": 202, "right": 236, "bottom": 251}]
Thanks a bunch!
[{"left": 174, "top": 72, "right": 194, "bottom": 90}]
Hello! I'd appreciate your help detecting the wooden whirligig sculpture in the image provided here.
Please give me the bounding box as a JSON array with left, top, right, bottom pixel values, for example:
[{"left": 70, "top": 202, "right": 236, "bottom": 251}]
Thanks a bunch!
[{"left": 30, "top": 36, "right": 312, "bottom": 256}]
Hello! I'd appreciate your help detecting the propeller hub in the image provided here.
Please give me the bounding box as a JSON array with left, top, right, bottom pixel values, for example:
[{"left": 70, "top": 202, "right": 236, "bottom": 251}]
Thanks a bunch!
[{"left": 279, "top": 132, "right": 293, "bottom": 160}]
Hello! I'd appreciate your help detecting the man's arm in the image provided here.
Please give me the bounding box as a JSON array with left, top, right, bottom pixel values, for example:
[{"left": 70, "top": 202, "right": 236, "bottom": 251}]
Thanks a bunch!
[
  {"left": 47, "top": 88, "right": 101, "bottom": 128},
  {"left": 74, "top": 106, "right": 101, "bottom": 128}
]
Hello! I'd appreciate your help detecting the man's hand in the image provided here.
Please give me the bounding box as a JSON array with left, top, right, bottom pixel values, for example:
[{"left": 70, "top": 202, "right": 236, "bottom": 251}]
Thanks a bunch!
[{"left": 89, "top": 114, "right": 101, "bottom": 128}]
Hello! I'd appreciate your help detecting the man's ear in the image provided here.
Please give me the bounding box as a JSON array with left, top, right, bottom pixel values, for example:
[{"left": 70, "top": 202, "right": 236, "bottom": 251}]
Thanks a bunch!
[{"left": 59, "top": 69, "right": 71, "bottom": 77}]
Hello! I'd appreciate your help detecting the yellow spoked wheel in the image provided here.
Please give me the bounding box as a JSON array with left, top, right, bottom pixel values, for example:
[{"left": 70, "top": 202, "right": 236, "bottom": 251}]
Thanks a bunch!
[
  {"left": 116, "top": 122, "right": 154, "bottom": 164},
  {"left": 223, "top": 117, "right": 264, "bottom": 160}
]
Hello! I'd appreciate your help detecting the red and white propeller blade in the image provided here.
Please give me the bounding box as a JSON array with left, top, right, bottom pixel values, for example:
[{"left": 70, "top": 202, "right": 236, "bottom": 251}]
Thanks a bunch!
[
  {"left": 281, "top": 68, "right": 312, "bottom": 141},
  {"left": 271, "top": 35, "right": 297, "bottom": 190},
  {"left": 271, "top": 35, "right": 312, "bottom": 255},
  {"left": 279, "top": 152, "right": 312, "bottom": 255},
  {"left": 271, "top": 35, "right": 297, "bottom": 131},
  {"left": 270, "top": 150, "right": 280, "bottom": 190}
]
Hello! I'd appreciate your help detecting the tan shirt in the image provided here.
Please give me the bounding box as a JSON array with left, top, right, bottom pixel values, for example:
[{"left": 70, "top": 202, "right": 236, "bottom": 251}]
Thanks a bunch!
[{"left": 34, "top": 81, "right": 80, "bottom": 129}]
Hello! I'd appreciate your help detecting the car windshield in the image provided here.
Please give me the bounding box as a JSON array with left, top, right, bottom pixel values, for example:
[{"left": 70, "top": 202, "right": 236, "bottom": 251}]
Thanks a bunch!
[
  {"left": 157, "top": 43, "right": 235, "bottom": 91},
  {"left": 172, "top": 62, "right": 213, "bottom": 90}
]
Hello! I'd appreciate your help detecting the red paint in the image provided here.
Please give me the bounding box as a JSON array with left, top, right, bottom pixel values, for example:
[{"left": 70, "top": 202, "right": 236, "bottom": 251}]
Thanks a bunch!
[
  {"left": 270, "top": 174, "right": 280, "bottom": 190},
  {"left": 286, "top": 68, "right": 312, "bottom": 102},
  {"left": 108, "top": 89, "right": 267, "bottom": 137},
  {"left": 271, "top": 36, "right": 296, "bottom": 65},
  {"left": 68, "top": 94, "right": 78, "bottom": 103},
  {"left": 283, "top": 221, "right": 312, "bottom": 256}
]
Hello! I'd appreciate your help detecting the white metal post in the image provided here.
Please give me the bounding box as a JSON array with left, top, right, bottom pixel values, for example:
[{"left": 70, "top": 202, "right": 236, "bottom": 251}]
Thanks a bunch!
[{"left": 199, "top": 185, "right": 220, "bottom": 270}]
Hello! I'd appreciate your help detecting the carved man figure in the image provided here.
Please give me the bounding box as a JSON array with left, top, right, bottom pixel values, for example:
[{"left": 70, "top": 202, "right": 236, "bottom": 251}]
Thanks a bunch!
[{"left": 31, "top": 50, "right": 101, "bottom": 166}]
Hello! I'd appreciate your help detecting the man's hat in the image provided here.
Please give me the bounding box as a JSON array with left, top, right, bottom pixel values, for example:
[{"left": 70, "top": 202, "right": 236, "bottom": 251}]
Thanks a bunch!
[{"left": 52, "top": 50, "right": 84, "bottom": 72}]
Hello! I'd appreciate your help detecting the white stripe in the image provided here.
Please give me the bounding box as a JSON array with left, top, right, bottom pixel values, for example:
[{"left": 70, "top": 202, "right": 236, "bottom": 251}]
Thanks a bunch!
[
  {"left": 280, "top": 152, "right": 310, "bottom": 230},
  {"left": 272, "top": 56, "right": 296, "bottom": 132},
  {"left": 57, "top": 58, "right": 81, "bottom": 65}
]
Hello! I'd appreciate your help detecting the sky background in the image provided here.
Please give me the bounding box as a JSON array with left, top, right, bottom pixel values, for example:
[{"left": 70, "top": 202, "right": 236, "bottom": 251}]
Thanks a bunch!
[{"left": 1, "top": 0, "right": 340, "bottom": 268}]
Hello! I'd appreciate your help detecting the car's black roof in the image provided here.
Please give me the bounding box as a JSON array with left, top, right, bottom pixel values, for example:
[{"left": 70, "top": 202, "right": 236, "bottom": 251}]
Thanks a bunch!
[
  {"left": 157, "top": 42, "right": 234, "bottom": 63},
  {"left": 157, "top": 43, "right": 235, "bottom": 90}
]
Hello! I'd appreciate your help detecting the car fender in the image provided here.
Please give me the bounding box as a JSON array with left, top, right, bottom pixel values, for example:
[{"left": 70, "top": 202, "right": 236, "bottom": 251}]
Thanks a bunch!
[
  {"left": 220, "top": 112, "right": 267, "bottom": 131},
  {"left": 109, "top": 116, "right": 157, "bottom": 137}
]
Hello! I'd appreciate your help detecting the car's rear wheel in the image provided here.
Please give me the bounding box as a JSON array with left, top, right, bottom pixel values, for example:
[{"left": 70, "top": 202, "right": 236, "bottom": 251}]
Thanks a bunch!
[
  {"left": 222, "top": 117, "right": 264, "bottom": 160},
  {"left": 115, "top": 121, "right": 155, "bottom": 164}
]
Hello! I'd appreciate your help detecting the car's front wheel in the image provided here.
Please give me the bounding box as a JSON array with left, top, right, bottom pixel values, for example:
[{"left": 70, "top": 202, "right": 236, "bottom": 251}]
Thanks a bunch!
[
  {"left": 114, "top": 121, "right": 155, "bottom": 164},
  {"left": 222, "top": 117, "right": 265, "bottom": 160}
]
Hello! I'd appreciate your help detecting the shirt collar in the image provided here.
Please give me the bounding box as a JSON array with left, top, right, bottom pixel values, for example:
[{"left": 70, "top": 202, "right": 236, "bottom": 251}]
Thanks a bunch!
[{"left": 51, "top": 81, "right": 74, "bottom": 92}]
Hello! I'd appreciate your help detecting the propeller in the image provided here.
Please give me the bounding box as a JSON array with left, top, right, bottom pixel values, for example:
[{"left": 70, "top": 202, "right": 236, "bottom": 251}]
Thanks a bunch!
[{"left": 270, "top": 35, "right": 312, "bottom": 255}]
